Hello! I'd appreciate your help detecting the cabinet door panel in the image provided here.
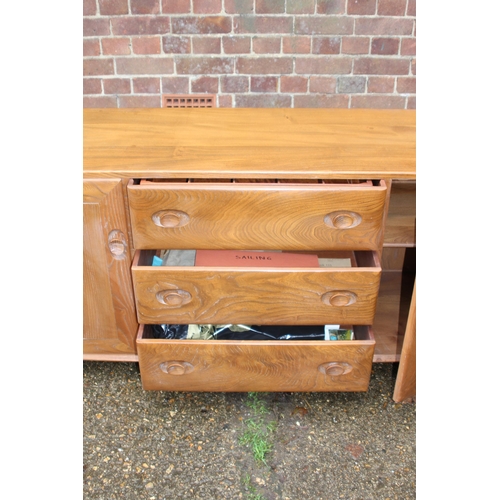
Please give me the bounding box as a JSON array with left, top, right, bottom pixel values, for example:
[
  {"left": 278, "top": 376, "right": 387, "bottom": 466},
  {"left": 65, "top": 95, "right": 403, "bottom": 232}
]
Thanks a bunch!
[{"left": 83, "top": 179, "right": 138, "bottom": 359}]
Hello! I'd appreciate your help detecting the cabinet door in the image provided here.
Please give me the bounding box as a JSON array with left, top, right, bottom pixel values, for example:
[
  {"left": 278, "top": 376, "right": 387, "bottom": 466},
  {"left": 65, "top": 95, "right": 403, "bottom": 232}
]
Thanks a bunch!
[{"left": 83, "top": 179, "right": 138, "bottom": 359}]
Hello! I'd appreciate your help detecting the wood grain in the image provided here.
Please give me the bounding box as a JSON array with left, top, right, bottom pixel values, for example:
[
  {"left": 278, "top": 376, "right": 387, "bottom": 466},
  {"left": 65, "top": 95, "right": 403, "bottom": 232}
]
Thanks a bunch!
[
  {"left": 132, "top": 250, "right": 381, "bottom": 325},
  {"left": 83, "top": 179, "right": 138, "bottom": 357},
  {"left": 128, "top": 181, "right": 387, "bottom": 251},
  {"left": 137, "top": 324, "right": 375, "bottom": 392},
  {"left": 393, "top": 281, "right": 416, "bottom": 402},
  {"left": 83, "top": 108, "right": 416, "bottom": 180}
]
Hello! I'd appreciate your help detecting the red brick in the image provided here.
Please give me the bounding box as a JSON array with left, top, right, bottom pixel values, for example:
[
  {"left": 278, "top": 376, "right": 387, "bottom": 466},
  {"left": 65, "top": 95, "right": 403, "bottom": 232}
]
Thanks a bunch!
[
  {"left": 295, "top": 17, "right": 354, "bottom": 35},
  {"left": 84, "top": 58, "right": 114, "bottom": 76},
  {"left": 317, "top": 0, "right": 345, "bottom": 14},
  {"left": 234, "top": 16, "right": 293, "bottom": 34},
  {"left": 378, "top": 0, "right": 406, "bottom": 16},
  {"left": 161, "top": 76, "right": 189, "bottom": 93},
  {"left": 347, "top": 0, "right": 376, "bottom": 15},
  {"left": 176, "top": 57, "right": 234, "bottom": 74},
  {"left": 131, "top": 0, "right": 160, "bottom": 14},
  {"left": 84, "top": 18, "right": 110, "bottom": 36},
  {"left": 119, "top": 95, "right": 161, "bottom": 107},
  {"left": 355, "top": 17, "right": 414, "bottom": 36},
  {"left": 83, "top": 0, "right": 97, "bottom": 15},
  {"left": 223, "top": 36, "right": 251, "bottom": 54},
  {"left": 218, "top": 95, "right": 233, "bottom": 107},
  {"left": 224, "top": 0, "right": 253, "bottom": 14},
  {"left": 353, "top": 57, "right": 409, "bottom": 75},
  {"left": 111, "top": 16, "right": 170, "bottom": 35},
  {"left": 193, "top": 0, "right": 222, "bottom": 13},
  {"left": 407, "top": 0, "right": 416, "bottom": 16},
  {"left": 294, "top": 94, "right": 349, "bottom": 108},
  {"left": 282, "top": 36, "right": 311, "bottom": 53},
  {"left": 116, "top": 57, "right": 174, "bottom": 74},
  {"left": 132, "top": 36, "right": 162, "bottom": 54},
  {"left": 280, "top": 76, "right": 308, "bottom": 93},
  {"left": 172, "top": 16, "right": 231, "bottom": 34},
  {"left": 236, "top": 57, "right": 293, "bottom": 74},
  {"left": 84, "top": 78, "right": 102, "bottom": 94},
  {"left": 256, "top": 0, "right": 285, "bottom": 13},
  {"left": 162, "top": 36, "right": 191, "bottom": 53},
  {"left": 407, "top": 96, "right": 416, "bottom": 109},
  {"left": 251, "top": 76, "right": 278, "bottom": 92},
  {"left": 84, "top": 96, "right": 117, "bottom": 108},
  {"left": 341, "top": 36, "right": 370, "bottom": 54},
  {"left": 133, "top": 77, "right": 161, "bottom": 93},
  {"left": 192, "top": 37, "right": 221, "bottom": 54},
  {"left": 401, "top": 38, "right": 416, "bottom": 56},
  {"left": 367, "top": 76, "right": 395, "bottom": 93},
  {"left": 191, "top": 76, "right": 219, "bottom": 92},
  {"left": 102, "top": 37, "right": 131, "bottom": 55},
  {"left": 371, "top": 37, "right": 400, "bottom": 55},
  {"left": 253, "top": 36, "right": 281, "bottom": 54},
  {"left": 287, "top": 0, "right": 315, "bottom": 14},
  {"left": 309, "top": 76, "right": 336, "bottom": 94},
  {"left": 312, "top": 37, "right": 341, "bottom": 54},
  {"left": 235, "top": 94, "right": 292, "bottom": 107},
  {"left": 351, "top": 95, "right": 406, "bottom": 109},
  {"left": 295, "top": 57, "right": 352, "bottom": 74},
  {"left": 221, "top": 75, "right": 249, "bottom": 92},
  {"left": 103, "top": 78, "right": 131, "bottom": 94},
  {"left": 397, "top": 77, "right": 416, "bottom": 93},
  {"left": 98, "top": 0, "right": 128, "bottom": 15},
  {"left": 411, "top": 58, "right": 416, "bottom": 75},
  {"left": 161, "top": 0, "right": 190, "bottom": 13},
  {"left": 83, "top": 39, "right": 100, "bottom": 56}
]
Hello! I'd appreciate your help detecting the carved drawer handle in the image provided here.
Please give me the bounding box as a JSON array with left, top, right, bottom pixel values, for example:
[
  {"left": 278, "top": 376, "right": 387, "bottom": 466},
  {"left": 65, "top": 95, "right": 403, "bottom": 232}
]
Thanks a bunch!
[
  {"left": 152, "top": 210, "right": 190, "bottom": 228},
  {"left": 319, "top": 362, "right": 353, "bottom": 378},
  {"left": 321, "top": 291, "right": 357, "bottom": 307},
  {"left": 156, "top": 289, "right": 192, "bottom": 307},
  {"left": 107, "top": 229, "right": 127, "bottom": 260},
  {"left": 324, "top": 211, "right": 362, "bottom": 229},
  {"left": 159, "top": 361, "right": 194, "bottom": 376}
]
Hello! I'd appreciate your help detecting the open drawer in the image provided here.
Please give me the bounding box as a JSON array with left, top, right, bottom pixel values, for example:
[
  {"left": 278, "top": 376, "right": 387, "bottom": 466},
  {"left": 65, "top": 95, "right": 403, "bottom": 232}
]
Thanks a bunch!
[
  {"left": 136, "top": 324, "right": 375, "bottom": 392},
  {"left": 127, "top": 179, "right": 387, "bottom": 251},
  {"left": 131, "top": 249, "right": 381, "bottom": 325}
]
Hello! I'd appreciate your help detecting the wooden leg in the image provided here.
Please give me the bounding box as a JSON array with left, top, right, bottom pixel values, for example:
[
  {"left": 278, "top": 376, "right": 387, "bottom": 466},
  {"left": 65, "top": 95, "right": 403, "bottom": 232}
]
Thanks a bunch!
[{"left": 393, "top": 280, "right": 416, "bottom": 402}]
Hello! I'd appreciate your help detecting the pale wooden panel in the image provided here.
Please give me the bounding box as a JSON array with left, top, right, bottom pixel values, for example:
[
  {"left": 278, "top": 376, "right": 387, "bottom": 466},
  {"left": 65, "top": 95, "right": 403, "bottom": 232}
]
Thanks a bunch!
[
  {"left": 83, "top": 179, "right": 138, "bottom": 357},
  {"left": 384, "top": 180, "right": 416, "bottom": 247},
  {"left": 128, "top": 181, "right": 387, "bottom": 251},
  {"left": 137, "top": 325, "right": 375, "bottom": 392},
  {"left": 83, "top": 203, "right": 116, "bottom": 339},
  {"left": 84, "top": 109, "right": 416, "bottom": 180},
  {"left": 393, "top": 281, "right": 416, "bottom": 402},
  {"left": 132, "top": 251, "right": 381, "bottom": 325}
]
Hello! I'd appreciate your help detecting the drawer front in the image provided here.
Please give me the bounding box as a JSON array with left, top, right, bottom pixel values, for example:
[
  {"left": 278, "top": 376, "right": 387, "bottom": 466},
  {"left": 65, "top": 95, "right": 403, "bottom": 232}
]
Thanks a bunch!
[
  {"left": 132, "top": 250, "right": 381, "bottom": 325},
  {"left": 137, "top": 325, "right": 375, "bottom": 392},
  {"left": 127, "top": 181, "right": 387, "bottom": 251}
]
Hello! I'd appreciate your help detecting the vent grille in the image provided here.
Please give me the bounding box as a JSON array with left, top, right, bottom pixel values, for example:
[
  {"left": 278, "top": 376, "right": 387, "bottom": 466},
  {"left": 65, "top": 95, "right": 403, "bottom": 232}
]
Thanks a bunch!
[{"left": 162, "top": 94, "right": 216, "bottom": 108}]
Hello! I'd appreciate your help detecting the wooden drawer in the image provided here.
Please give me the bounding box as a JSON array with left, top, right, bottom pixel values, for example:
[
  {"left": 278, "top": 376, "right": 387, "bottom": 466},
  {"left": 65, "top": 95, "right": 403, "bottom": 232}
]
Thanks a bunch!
[
  {"left": 136, "top": 324, "right": 375, "bottom": 392},
  {"left": 132, "top": 250, "right": 381, "bottom": 325},
  {"left": 127, "top": 179, "right": 387, "bottom": 251}
]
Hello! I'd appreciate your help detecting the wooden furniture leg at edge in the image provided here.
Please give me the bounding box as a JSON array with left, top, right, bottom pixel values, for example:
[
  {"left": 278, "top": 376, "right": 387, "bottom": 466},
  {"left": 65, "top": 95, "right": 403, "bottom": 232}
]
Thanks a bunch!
[{"left": 392, "top": 280, "right": 416, "bottom": 402}]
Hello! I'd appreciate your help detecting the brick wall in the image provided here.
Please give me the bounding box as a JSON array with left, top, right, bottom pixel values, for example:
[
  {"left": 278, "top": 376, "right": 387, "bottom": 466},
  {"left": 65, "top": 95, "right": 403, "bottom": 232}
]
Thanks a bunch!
[{"left": 83, "top": 0, "right": 416, "bottom": 108}]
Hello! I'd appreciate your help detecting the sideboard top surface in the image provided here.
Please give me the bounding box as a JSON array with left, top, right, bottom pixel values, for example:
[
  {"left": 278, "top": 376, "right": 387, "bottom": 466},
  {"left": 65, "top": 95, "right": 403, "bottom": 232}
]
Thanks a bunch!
[{"left": 83, "top": 108, "right": 416, "bottom": 180}]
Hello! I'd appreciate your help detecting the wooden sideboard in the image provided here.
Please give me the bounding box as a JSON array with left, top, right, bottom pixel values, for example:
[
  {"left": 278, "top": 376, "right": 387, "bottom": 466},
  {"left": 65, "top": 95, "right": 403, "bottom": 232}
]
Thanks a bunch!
[{"left": 83, "top": 108, "right": 416, "bottom": 402}]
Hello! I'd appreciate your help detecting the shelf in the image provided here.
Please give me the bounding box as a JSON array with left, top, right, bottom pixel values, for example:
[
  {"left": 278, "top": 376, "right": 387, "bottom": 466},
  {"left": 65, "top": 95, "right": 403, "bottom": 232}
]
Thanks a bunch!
[{"left": 384, "top": 180, "right": 416, "bottom": 248}]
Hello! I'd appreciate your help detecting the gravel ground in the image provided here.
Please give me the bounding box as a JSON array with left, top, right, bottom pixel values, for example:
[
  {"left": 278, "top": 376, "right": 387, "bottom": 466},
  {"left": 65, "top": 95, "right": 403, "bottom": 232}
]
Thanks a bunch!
[{"left": 83, "top": 361, "right": 415, "bottom": 500}]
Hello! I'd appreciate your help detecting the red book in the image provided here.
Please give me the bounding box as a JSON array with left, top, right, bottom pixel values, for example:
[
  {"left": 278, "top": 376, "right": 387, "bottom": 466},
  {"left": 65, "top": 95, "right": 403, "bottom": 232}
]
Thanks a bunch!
[{"left": 195, "top": 250, "right": 319, "bottom": 268}]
